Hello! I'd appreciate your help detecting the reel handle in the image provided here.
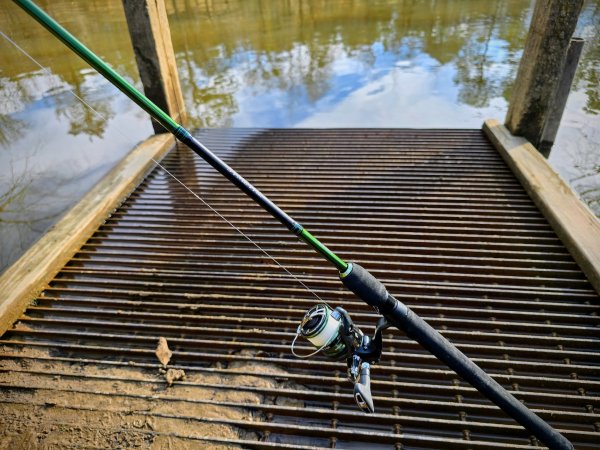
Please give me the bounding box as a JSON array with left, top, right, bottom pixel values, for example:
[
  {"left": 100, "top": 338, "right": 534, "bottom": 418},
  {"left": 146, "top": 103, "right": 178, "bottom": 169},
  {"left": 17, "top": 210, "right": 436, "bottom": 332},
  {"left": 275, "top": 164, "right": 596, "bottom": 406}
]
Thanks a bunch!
[{"left": 353, "top": 362, "right": 374, "bottom": 413}]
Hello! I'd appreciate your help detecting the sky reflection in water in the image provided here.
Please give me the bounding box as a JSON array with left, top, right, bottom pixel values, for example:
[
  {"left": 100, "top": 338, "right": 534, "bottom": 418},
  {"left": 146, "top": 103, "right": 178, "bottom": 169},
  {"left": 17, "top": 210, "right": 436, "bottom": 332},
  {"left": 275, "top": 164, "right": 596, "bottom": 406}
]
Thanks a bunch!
[{"left": 0, "top": 0, "right": 599, "bottom": 273}]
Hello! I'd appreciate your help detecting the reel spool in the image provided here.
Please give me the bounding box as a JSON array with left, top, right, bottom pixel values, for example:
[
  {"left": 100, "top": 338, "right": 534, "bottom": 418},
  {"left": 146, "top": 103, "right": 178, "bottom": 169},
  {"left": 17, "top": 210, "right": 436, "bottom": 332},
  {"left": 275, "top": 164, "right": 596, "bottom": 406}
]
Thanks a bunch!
[
  {"left": 292, "top": 303, "right": 390, "bottom": 413},
  {"left": 294, "top": 304, "right": 352, "bottom": 360}
]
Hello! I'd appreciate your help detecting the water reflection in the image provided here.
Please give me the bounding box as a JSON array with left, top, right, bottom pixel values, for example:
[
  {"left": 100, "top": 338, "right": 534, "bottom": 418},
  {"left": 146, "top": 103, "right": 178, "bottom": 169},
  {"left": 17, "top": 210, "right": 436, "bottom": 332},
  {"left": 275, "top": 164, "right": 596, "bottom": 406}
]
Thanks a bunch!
[
  {"left": 574, "top": 1, "right": 600, "bottom": 115},
  {"left": 0, "top": 148, "right": 61, "bottom": 268},
  {"left": 0, "top": 0, "right": 152, "bottom": 273},
  {"left": 0, "top": 0, "right": 599, "bottom": 273},
  {"left": 549, "top": 1, "right": 600, "bottom": 216},
  {"left": 169, "top": 0, "right": 533, "bottom": 129}
]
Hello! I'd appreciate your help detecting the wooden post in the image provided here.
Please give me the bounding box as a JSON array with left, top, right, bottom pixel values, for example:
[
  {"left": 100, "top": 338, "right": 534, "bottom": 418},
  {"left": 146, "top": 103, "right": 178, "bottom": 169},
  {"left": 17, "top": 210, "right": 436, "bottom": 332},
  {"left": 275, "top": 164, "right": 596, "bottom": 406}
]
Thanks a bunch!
[
  {"left": 539, "top": 37, "right": 585, "bottom": 156},
  {"left": 505, "top": 0, "right": 583, "bottom": 151},
  {"left": 122, "top": 0, "right": 186, "bottom": 133}
]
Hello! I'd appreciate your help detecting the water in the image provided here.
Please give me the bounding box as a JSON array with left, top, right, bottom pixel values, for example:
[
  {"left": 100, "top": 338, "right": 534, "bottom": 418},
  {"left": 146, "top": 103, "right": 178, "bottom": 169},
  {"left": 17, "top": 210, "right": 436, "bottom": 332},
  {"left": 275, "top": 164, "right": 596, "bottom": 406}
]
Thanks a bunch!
[{"left": 0, "top": 0, "right": 599, "bottom": 273}]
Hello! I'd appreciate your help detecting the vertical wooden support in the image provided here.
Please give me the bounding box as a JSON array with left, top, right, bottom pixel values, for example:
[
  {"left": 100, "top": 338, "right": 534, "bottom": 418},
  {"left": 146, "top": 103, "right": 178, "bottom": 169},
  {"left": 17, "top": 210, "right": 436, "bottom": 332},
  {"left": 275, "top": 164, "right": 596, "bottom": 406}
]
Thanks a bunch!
[
  {"left": 505, "top": 0, "right": 583, "bottom": 151},
  {"left": 122, "top": 0, "right": 186, "bottom": 133},
  {"left": 539, "top": 37, "right": 585, "bottom": 156}
]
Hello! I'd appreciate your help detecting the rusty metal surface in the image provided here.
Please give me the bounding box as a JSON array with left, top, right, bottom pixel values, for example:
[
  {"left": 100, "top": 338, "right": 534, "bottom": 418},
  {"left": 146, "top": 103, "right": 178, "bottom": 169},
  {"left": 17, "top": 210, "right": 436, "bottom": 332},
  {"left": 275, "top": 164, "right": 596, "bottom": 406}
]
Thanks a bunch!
[{"left": 1, "top": 128, "right": 599, "bottom": 449}]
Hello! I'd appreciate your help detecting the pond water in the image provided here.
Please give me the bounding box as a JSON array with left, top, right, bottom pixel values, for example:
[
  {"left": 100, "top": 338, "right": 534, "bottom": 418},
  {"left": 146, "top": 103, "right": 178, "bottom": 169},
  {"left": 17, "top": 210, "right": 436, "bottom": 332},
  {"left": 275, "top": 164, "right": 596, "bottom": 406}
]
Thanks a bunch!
[{"left": 0, "top": 0, "right": 599, "bottom": 273}]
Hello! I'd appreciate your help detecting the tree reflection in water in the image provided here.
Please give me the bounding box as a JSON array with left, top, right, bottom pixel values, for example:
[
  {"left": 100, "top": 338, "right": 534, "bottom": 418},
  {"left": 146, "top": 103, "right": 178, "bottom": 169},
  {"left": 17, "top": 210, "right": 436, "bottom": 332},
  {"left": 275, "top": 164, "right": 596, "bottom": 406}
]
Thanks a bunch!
[
  {"left": 0, "top": 150, "right": 63, "bottom": 269},
  {"left": 0, "top": 0, "right": 598, "bottom": 272}
]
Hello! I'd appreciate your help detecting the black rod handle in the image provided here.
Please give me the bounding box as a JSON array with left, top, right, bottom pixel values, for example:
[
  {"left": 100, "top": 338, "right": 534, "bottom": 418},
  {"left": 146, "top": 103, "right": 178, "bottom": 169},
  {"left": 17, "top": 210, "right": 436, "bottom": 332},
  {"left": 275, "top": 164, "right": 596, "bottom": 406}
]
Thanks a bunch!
[
  {"left": 341, "top": 263, "right": 573, "bottom": 450},
  {"left": 391, "top": 302, "right": 572, "bottom": 450}
]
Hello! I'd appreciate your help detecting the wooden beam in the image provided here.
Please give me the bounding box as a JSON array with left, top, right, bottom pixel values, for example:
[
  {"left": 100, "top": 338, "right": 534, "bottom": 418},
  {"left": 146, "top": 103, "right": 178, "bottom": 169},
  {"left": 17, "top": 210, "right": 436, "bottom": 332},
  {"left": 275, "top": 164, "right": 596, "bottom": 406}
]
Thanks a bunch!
[
  {"left": 483, "top": 119, "right": 600, "bottom": 294},
  {"left": 505, "top": 0, "right": 583, "bottom": 149},
  {"left": 539, "top": 37, "right": 585, "bottom": 156},
  {"left": 0, "top": 134, "right": 174, "bottom": 336},
  {"left": 122, "top": 0, "right": 186, "bottom": 133}
]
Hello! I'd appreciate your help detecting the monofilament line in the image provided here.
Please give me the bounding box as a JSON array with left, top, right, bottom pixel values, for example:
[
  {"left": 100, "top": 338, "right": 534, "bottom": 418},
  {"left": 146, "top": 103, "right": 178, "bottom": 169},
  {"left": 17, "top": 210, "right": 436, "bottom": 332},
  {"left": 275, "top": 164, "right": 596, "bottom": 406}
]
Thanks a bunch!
[
  {"left": 0, "top": 29, "right": 328, "bottom": 305},
  {"left": 155, "top": 163, "right": 327, "bottom": 303}
]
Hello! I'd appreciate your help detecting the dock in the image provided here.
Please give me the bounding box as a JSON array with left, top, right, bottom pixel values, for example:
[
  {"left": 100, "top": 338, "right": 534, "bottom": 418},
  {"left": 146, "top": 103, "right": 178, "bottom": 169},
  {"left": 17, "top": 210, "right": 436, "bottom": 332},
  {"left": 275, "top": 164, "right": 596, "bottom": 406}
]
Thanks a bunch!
[
  {"left": 2, "top": 0, "right": 599, "bottom": 448},
  {"left": 0, "top": 125, "right": 599, "bottom": 448}
]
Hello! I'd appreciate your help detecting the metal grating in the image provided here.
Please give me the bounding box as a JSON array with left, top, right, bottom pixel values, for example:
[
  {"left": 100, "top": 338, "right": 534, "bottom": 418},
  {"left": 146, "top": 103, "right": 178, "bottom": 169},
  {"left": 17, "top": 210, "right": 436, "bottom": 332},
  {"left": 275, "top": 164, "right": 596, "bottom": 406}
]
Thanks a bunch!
[{"left": 0, "top": 129, "right": 599, "bottom": 449}]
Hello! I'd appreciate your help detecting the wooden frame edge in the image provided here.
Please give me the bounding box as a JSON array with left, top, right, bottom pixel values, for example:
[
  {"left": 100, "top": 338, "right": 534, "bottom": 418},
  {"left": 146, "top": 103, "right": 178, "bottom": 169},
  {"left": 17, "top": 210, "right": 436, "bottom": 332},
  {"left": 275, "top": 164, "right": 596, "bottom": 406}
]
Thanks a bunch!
[
  {"left": 0, "top": 134, "right": 175, "bottom": 335},
  {"left": 483, "top": 118, "right": 600, "bottom": 295}
]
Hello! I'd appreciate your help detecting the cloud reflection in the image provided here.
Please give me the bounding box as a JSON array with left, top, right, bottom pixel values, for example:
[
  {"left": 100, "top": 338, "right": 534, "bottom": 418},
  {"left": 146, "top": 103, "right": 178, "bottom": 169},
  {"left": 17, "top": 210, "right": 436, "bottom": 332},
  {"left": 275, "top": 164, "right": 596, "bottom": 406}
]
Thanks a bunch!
[{"left": 0, "top": 0, "right": 598, "bottom": 273}]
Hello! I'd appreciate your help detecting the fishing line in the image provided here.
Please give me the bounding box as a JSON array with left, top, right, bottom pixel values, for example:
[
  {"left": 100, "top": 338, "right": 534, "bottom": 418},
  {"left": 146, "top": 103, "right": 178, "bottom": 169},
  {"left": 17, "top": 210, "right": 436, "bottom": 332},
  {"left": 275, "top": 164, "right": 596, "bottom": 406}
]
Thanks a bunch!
[
  {"left": 2, "top": 4, "right": 577, "bottom": 445},
  {"left": 0, "top": 29, "right": 329, "bottom": 306},
  {"left": 156, "top": 164, "right": 328, "bottom": 304}
]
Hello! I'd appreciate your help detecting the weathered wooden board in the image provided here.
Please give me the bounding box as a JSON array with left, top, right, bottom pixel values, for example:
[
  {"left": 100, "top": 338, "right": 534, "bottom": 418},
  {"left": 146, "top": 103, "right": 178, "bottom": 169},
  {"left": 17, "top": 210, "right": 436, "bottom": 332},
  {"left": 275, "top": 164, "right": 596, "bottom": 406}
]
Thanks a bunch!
[
  {"left": 122, "top": 0, "right": 186, "bottom": 132},
  {"left": 0, "top": 134, "right": 174, "bottom": 335},
  {"left": 484, "top": 119, "right": 600, "bottom": 294},
  {"left": 504, "top": 0, "right": 583, "bottom": 148}
]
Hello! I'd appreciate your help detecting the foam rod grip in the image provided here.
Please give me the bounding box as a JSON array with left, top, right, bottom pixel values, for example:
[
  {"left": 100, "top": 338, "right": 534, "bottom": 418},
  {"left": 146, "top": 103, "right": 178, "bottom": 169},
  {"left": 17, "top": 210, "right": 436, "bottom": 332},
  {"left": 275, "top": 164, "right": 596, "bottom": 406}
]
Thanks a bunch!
[{"left": 340, "top": 263, "right": 396, "bottom": 314}]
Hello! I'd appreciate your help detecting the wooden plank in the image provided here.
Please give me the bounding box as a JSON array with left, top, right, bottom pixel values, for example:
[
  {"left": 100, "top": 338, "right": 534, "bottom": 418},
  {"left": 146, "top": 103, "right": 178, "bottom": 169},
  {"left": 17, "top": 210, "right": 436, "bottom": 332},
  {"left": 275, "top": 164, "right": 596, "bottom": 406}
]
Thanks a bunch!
[
  {"left": 539, "top": 37, "right": 585, "bottom": 156},
  {"left": 122, "top": 0, "right": 186, "bottom": 133},
  {"left": 0, "top": 134, "right": 174, "bottom": 336},
  {"left": 483, "top": 119, "right": 600, "bottom": 294},
  {"left": 505, "top": 0, "right": 583, "bottom": 149}
]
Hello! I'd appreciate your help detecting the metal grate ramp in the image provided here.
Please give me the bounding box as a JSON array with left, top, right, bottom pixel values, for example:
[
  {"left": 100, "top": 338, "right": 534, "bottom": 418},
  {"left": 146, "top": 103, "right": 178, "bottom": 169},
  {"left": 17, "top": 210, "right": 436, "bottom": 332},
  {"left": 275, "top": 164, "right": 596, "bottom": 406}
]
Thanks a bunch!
[{"left": 0, "top": 128, "right": 599, "bottom": 449}]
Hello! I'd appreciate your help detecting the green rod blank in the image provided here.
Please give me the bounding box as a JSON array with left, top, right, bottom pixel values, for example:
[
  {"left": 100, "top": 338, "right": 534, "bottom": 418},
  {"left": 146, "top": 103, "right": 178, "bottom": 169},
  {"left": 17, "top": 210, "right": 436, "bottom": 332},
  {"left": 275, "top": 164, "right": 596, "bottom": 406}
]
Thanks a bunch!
[{"left": 12, "top": 0, "right": 348, "bottom": 272}]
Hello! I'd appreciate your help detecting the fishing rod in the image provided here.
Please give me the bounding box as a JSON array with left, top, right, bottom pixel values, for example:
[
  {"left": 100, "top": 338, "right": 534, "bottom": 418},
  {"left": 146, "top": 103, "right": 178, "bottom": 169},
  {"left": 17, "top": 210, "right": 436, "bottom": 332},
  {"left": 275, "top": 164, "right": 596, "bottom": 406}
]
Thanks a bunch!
[{"left": 12, "top": 1, "right": 572, "bottom": 448}]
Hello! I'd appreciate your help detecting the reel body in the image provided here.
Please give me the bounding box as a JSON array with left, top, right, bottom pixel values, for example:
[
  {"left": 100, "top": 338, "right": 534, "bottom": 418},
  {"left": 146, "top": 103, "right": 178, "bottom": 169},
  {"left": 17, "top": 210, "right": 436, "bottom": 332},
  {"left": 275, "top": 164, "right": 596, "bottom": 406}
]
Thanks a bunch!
[{"left": 292, "top": 303, "right": 389, "bottom": 413}]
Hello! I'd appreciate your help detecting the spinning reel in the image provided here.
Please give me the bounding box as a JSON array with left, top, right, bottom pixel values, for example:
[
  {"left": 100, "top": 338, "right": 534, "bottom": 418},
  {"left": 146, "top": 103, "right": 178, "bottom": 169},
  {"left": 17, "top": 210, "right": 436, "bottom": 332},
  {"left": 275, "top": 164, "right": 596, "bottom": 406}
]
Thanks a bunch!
[{"left": 291, "top": 304, "right": 390, "bottom": 413}]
